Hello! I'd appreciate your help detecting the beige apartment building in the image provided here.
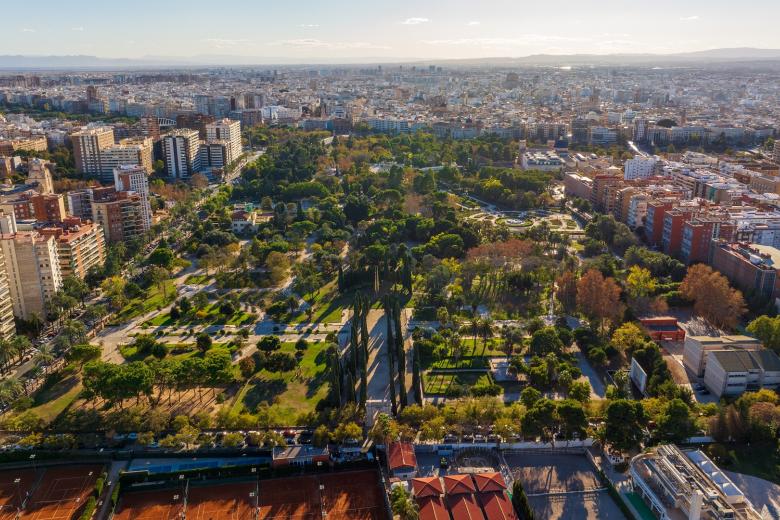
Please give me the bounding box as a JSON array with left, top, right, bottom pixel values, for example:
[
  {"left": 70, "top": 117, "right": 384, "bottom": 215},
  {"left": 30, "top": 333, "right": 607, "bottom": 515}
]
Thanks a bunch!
[
  {"left": 39, "top": 218, "right": 106, "bottom": 280},
  {"left": 100, "top": 137, "right": 153, "bottom": 181},
  {"left": 0, "top": 231, "right": 62, "bottom": 320},
  {"left": 71, "top": 126, "right": 115, "bottom": 178},
  {"left": 0, "top": 245, "right": 16, "bottom": 338}
]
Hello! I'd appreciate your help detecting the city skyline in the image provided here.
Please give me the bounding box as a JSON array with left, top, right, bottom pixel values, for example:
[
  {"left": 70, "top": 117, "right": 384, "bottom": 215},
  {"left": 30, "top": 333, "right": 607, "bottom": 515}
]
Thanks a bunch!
[{"left": 3, "top": 0, "right": 780, "bottom": 62}]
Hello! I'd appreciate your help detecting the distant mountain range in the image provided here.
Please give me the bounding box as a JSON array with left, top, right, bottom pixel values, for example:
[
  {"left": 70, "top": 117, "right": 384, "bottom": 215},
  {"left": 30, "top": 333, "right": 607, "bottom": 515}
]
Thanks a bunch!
[{"left": 2, "top": 47, "right": 780, "bottom": 70}]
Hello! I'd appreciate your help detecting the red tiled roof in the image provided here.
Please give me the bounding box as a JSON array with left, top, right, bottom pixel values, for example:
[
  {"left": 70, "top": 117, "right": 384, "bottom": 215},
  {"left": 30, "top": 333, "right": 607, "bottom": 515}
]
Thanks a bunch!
[
  {"left": 412, "top": 477, "right": 444, "bottom": 498},
  {"left": 446, "top": 493, "right": 485, "bottom": 520},
  {"left": 443, "top": 474, "right": 476, "bottom": 496},
  {"left": 478, "top": 492, "right": 518, "bottom": 520},
  {"left": 472, "top": 472, "right": 507, "bottom": 493},
  {"left": 417, "top": 496, "right": 449, "bottom": 520},
  {"left": 387, "top": 442, "right": 417, "bottom": 471}
]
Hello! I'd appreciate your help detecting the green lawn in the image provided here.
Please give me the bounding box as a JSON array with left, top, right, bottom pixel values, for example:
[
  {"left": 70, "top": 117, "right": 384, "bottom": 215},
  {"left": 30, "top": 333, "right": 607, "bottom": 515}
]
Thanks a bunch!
[
  {"left": 29, "top": 375, "right": 82, "bottom": 424},
  {"left": 233, "top": 341, "right": 330, "bottom": 425},
  {"left": 429, "top": 357, "right": 489, "bottom": 370},
  {"left": 143, "top": 303, "right": 255, "bottom": 328},
  {"left": 287, "top": 280, "right": 348, "bottom": 325},
  {"left": 185, "top": 274, "right": 212, "bottom": 285},
  {"left": 423, "top": 372, "right": 492, "bottom": 395},
  {"left": 116, "top": 280, "right": 176, "bottom": 322},
  {"left": 625, "top": 493, "right": 657, "bottom": 520}
]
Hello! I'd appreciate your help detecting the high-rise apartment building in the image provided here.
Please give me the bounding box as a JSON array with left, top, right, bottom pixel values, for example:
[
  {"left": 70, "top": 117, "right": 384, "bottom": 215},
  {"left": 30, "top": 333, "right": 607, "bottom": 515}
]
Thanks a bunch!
[
  {"left": 99, "top": 137, "right": 153, "bottom": 182},
  {"left": 205, "top": 119, "right": 242, "bottom": 166},
  {"left": 162, "top": 129, "right": 201, "bottom": 178},
  {"left": 92, "top": 191, "right": 147, "bottom": 243},
  {"left": 0, "top": 226, "right": 62, "bottom": 320},
  {"left": 66, "top": 189, "right": 95, "bottom": 221},
  {"left": 71, "top": 126, "right": 115, "bottom": 177},
  {"left": 30, "top": 193, "right": 67, "bottom": 222},
  {"left": 114, "top": 165, "right": 152, "bottom": 230},
  {"left": 39, "top": 217, "right": 106, "bottom": 280},
  {"left": 0, "top": 224, "right": 16, "bottom": 338}
]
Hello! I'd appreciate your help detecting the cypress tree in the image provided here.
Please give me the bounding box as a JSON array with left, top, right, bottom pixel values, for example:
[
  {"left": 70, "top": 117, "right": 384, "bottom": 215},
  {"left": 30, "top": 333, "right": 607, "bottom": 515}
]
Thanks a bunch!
[
  {"left": 412, "top": 344, "right": 422, "bottom": 405},
  {"left": 383, "top": 296, "right": 398, "bottom": 415},
  {"left": 393, "top": 297, "right": 407, "bottom": 408}
]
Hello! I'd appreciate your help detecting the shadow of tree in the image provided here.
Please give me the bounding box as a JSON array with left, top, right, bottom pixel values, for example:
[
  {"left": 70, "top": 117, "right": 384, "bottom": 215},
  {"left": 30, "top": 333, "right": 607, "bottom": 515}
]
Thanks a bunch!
[{"left": 243, "top": 378, "right": 288, "bottom": 411}]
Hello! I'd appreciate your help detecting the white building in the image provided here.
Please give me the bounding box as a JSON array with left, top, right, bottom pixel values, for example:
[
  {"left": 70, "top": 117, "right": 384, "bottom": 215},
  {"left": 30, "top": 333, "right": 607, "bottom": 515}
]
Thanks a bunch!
[
  {"left": 624, "top": 155, "right": 659, "bottom": 180},
  {"left": 162, "top": 129, "right": 201, "bottom": 179},
  {"left": 114, "top": 165, "right": 152, "bottom": 231},
  {"left": 205, "top": 119, "right": 242, "bottom": 167},
  {"left": 703, "top": 349, "right": 780, "bottom": 397}
]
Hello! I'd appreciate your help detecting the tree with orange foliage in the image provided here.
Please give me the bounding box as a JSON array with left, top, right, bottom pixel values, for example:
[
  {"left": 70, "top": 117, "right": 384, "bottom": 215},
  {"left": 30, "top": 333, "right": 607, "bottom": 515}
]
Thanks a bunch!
[
  {"left": 680, "top": 264, "right": 746, "bottom": 330},
  {"left": 466, "top": 239, "right": 535, "bottom": 267},
  {"left": 555, "top": 270, "right": 578, "bottom": 313},
  {"left": 576, "top": 269, "right": 624, "bottom": 333}
]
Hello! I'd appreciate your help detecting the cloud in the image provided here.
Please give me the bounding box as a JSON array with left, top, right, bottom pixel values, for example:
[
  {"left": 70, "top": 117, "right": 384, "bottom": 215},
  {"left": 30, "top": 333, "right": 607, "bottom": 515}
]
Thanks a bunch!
[
  {"left": 20, "top": 28, "right": 35, "bottom": 33},
  {"left": 467, "top": 21, "right": 481, "bottom": 26},
  {"left": 298, "top": 24, "right": 320, "bottom": 28},
  {"left": 71, "top": 26, "right": 84, "bottom": 32},
  {"left": 402, "top": 17, "right": 429, "bottom": 25},
  {"left": 269, "top": 38, "right": 390, "bottom": 50},
  {"left": 679, "top": 15, "right": 699, "bottom": 21},
  {"left": 204, "top": 38, "right": 251, "bottom": 49}
]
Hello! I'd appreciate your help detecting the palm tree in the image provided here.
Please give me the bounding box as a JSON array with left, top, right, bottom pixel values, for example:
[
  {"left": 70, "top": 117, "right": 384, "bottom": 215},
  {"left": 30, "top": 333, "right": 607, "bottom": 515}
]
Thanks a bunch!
[
  {"left": 0, "top": 378, "right": 23, "bottom": 406},
  {"left": 11, "top": 336, "right": 31, "bottom": 364},
  {"left": 33, "top": 344, "right": 54, "bottom": 374},
  {"left": 479, "top": 317, "right": 494, "bottom": 354},
  {"left": 0, "top": 339, "right": 11, "bottom": 374}
]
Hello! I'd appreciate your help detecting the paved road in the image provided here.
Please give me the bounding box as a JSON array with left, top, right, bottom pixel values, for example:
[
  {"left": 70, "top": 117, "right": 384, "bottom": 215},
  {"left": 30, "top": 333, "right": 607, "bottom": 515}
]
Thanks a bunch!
[{"left": 573, "top": 349, "right": 606, "bottom": 399}]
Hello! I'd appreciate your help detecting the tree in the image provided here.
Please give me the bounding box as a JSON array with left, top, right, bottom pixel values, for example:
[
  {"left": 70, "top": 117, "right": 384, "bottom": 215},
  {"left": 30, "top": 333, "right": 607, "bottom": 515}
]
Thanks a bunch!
[
  {"left": 604, "top": 399, "right": 646, "bottom": 451},
  {"left": 239, "top": 357, "right": 256, "bottom": 379},
  {"left": 556, "top": 400, "right": 587, "bottom": 440},
  {"left": 257, "top": 336, "right": 281, "bottom": 353},
  {"left": 389, "top": 486, "right": 418, "bottom": 520},
  {"left": 66, "top": 343, "right": 101, "bottom": 368},
  {"left": 610, "top": 322, "right": 647, "bottom": 355},
  {"left": 576, "top": 269, "right": 624, "bottom": 332},
  {"left": 511, "top": 480, "right": 535, "bottom": 520},
  {"left": 746, "top": 315, "right": 780, "bottom": 354},
  {"left": 555, "top": 271, "right": 577, "bottom": 313},
  {"left": 148, "top": 247, "right": 175, "bottom": 269},
  {"left": 626, "top": 265, "right": 657, "bottom": 299},
  {"left": 195, "top": 333, "right": 212, "bottom": 353},
  {"left": 332, "top": 421, "right": 362, "bottom": 443},
  {"left": 265, "top": 251, "right": 291, "bottom": 285},
  {"left": 569, "top": 380, "right": 591, "bottom": 403},
  {"left": 680, "top": 264, "right": 746, "bottom": 330},
  {"left": 656, "top": 398, "right": 696, "bottom": 443},
  {"left": 529, "top": 327, "right": 564, "bottom": 356}
]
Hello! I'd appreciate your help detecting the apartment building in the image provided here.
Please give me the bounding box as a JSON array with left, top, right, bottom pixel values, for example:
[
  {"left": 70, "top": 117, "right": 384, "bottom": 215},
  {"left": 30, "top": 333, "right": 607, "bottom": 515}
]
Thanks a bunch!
[
  {"left": 92, "top": 191, "right": 147, "bottom": 243},
  {"left": 38, "top": 218, "right": 106, "bottom": 280},
  {"left": 520, "top": 151, "right": 563, "bottom": 172},
  {"left": 624, "top": 155, "right": 659, "bottom": 180},
  {"left": 710, "top": 242, "right": 780, "bottom": 301},
  {"left": 162, "top": 129, "right": 201, "bottom": 178},
  {"left": 30, "top": 193, "right": 67, "bottom": 223},
  {"left": 66, "top": 189, "right": 95, "bottom": 221},
  {"left": 0, "top": 136, "right": 47, "bottom": 156},
  {"left": 99, "top": 137, "right": 153, "bottom": 182},
  {"left": 679, "top": 215, "right": 735, "bottom": 264},
  {"left": 113, "top": 165, "right": 152, "bottom": 230},
  {"left": 0, "top": 230, "right": 62, "bottom": 320},
  {"left": 205, "top": 118, "right": 242, "bottom": 166},
  {"left": 71, "top": 126, "right": 115, "bottom": 177},
  {"left": 0, "top": 244, "right": 15, "bottom": 338}
]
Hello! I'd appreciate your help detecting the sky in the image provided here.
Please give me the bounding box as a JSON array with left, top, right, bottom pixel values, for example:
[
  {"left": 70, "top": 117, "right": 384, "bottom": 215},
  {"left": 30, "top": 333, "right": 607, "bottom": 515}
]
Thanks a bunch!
[{"left": 3, "top": 0, "right": 780, "bottom": 61}]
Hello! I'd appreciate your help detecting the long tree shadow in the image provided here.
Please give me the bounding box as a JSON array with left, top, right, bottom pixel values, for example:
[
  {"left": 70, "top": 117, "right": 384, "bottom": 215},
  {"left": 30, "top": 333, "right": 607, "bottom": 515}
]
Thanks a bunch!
[{"left": 243, "top": 378, "right": 288, "bottom": 410}]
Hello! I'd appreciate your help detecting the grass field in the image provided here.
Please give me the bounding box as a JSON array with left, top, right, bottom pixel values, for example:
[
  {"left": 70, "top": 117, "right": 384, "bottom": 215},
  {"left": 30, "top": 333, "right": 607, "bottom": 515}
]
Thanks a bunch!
[
  {"left": 116, "top": 280, "right": 176, "bottom": 322},
  {"left": 185, "top": 274, "right": 212, "bottom": 285},
  {"left": 232, "top": 341, "right": 330, "bottom": 425},
  {"left": 144, "top": 303, "right": 255, "bottom": 328},
  {"left": 287, "top": 280, "right": 348, "bottom": 325},
  {"left": 29, "top": 375, "right": 82, "bottom": 424}
]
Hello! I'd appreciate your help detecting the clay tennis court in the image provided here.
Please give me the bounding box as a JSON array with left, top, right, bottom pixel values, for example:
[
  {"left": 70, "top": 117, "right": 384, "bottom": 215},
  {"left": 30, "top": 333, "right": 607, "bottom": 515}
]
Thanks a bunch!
[
  {"left": 258, "top": 475, "right": 319, "bottom": 520},
  {"left": 114, "top": 489, "right": 185, "bottom": 520},
  {"left": 20, "top": 465, "right": 103, "bottom": 520},
  {"left": 0, "top": 469, "right": 36, "bottom": 520},
  {"left": 320, "top": 471, "right": 384, "bottom": 520},
  {"left": 188, "top": 483, "right": 256, "bottom": 520}
]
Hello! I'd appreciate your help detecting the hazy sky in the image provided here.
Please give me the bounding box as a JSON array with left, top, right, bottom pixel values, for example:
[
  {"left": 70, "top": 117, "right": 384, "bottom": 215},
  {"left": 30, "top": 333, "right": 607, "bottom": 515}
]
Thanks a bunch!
[{"left": 3, "top": 0, "right": 780, "bottom": 60}]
